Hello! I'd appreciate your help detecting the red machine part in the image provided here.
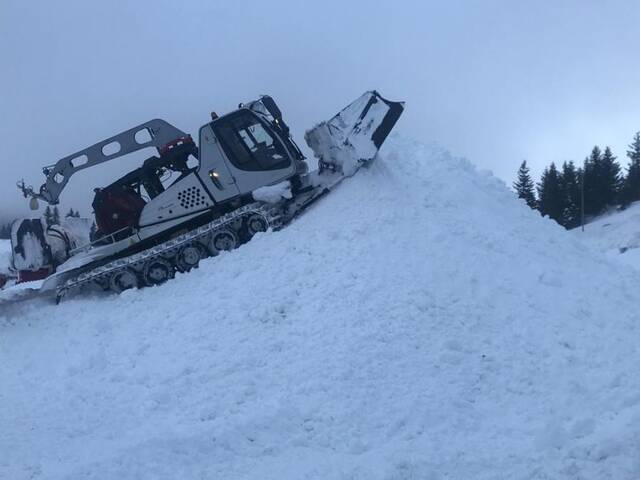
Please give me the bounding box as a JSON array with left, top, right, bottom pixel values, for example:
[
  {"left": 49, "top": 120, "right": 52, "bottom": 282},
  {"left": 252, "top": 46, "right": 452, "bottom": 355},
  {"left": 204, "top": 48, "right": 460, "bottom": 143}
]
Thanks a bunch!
[
  {"left": 158, "top": 135, "right": 195, "bottom": 156},
  {"left": 18, "top": 268, "right": 53, "bottom": 284},
  {"left": 92, "top": 186, "right": 146, "bottom": 237}
]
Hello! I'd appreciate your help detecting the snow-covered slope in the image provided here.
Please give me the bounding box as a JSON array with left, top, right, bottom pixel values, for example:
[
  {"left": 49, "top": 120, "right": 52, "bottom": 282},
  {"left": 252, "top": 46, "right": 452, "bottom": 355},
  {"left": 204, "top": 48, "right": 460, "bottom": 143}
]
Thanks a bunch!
[
  {"left": 3, "top": 137, "right": 640, "bottom": 479},
  {"left": 572, "top": 201, "right": 640, "bottom": 270}
]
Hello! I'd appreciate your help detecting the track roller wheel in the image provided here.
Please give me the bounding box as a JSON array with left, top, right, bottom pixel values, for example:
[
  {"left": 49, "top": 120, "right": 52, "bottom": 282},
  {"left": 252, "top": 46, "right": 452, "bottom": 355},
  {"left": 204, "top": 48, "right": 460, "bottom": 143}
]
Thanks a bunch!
[
  {"left": 208, "top": 229, "right": 237, "bottom": 256},
  {"left": 109, "top": 268, "right": 140, "bottom": 293},
  {"left": 175, "top": 243, "right": 206, "bottom": 273},
  {"left": 94, "top": 276, "right": 111, "bottom": 291},
  {"left": 143, "top": 258, "right": 175, "bottom": 286},
  {"left": 243, "top": 213, "right": 269, "bottom": 240}
]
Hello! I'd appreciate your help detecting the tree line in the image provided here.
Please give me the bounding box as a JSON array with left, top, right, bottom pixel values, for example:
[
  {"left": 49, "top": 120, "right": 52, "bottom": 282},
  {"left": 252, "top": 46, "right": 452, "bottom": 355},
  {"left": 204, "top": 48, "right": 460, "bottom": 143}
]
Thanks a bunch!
[{"left": 514, "top": 132, "right": 640, "bottom": 229}]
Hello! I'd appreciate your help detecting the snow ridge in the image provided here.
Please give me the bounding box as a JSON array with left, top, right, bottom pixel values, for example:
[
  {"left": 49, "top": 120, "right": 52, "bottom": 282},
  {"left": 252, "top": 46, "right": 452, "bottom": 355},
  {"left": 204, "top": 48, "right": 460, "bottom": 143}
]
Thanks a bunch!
[
  {"left": 2, "top": 135, "right": 640, "bottom": 479},
  {"left": 573, "top": 201, "right": 640, "bottom": 271}
]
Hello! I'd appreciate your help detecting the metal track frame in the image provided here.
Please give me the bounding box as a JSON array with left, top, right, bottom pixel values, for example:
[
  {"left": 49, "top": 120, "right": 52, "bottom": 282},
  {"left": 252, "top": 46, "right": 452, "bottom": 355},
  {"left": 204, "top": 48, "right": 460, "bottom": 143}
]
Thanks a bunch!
[{"left": 56, "top": 203, "right": 280, "bottom": 301}]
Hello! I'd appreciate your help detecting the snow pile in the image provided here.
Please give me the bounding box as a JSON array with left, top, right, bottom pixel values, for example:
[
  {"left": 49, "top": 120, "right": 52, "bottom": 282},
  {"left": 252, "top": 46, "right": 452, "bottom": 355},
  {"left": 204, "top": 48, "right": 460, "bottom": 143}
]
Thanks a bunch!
[
  {"left": 11, "top": 232, "right": 45, "bottom": 271},
  {"left": 0, "top": 240, "right": 11, "bottom": 274},
  {"left": 252, "top": 180, "right": 292, "bottom": 203},
  {"left": 572, "top": 201, "right": 640, "bottom": 270},
  {"left": 61, "top": 217, "right": 92, "bottom": 248},
  {"left": 3, "top": 136, "right": 640, "bottom": 479}
]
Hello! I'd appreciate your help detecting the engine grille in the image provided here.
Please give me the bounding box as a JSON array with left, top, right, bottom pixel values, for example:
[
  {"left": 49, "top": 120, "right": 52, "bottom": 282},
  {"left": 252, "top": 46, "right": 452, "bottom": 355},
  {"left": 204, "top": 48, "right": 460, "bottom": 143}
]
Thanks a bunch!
[{"left": 177, "top": 186, "right": 207, "bottom": 210}]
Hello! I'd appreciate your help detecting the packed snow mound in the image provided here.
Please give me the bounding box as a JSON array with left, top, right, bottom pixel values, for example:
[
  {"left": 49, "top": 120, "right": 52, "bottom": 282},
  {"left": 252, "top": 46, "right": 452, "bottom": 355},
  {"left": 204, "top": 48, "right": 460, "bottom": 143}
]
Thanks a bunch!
[
  {"left": 572, "top": 201, "right": 640, "bottom": 270},
  {"left": 0, "top": 240, "right": 11, "bottom": 274},
  {"left": 3, "top": 136, "right": 640, "bottom": 479}
]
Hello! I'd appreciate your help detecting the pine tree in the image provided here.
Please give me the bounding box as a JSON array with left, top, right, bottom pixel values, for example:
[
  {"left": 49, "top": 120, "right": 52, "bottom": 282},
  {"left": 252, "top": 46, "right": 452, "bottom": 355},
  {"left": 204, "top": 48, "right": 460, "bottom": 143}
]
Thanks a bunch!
[
  {"left": 583, "top": 146, "right": 603, "bottom": 216},
  {"left": 65, "top": 208, "right": 81, "bottom": 218},
  {"left": 621, "top": 132, "right": 640, "bottom": 206},
  {"left": 52, "top": 206, "right": 60, "bottom": 225},
  {"left": 537, "top": 163, "right": 564, "bottom": 223},
  {"left": 0, "top": 223, "right": 10, "bottom": 240},
  {"left": 44, "top": 206, "right": 53, "bottom": 227},
  {"left": 559, "top": 161, "right": 581, "bottom": 228},
  {"left": 582, "top": 146, "right": 621, "bottom": 215},
  {"left": 89, "top": 221, "right": 98, "bottom": 241},
  {"left": 513, "top": 160, "right": 537, "bottom": 209},
  {"left": 600, "top": 146, "right": 621, "bottom": 207}
]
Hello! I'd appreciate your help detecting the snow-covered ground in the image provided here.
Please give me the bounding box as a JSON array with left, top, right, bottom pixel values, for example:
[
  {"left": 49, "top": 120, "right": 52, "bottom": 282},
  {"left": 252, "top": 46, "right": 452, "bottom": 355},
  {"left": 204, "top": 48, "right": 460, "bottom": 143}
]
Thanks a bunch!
[
  {"left": 3, "top": 136, "right": 640, "bottom": 479},
  {"left": 571, "top": 201, "right": 640, "bottom": 270}
]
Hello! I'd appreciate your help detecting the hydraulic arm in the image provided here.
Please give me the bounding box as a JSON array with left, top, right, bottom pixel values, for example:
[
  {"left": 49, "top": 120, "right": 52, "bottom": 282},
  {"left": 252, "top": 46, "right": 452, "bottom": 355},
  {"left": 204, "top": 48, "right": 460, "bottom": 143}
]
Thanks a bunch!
[{"left": 19, "top": 119, "right": 188, "bottom": 204}]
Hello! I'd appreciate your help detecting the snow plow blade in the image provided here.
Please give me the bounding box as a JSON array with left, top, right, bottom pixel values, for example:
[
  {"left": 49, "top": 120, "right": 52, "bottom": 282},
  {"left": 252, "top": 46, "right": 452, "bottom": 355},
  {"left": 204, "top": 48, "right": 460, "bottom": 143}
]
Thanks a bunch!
[{"left": 305, "top": 91, "right": 404, "bottom": 174}]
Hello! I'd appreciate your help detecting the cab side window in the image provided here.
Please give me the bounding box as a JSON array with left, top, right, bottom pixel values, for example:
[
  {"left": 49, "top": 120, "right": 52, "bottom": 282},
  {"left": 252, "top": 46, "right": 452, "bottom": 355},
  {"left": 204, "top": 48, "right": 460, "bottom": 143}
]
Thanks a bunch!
[{"left": 214, "top": 112, "right": 290, "bottom": 171}]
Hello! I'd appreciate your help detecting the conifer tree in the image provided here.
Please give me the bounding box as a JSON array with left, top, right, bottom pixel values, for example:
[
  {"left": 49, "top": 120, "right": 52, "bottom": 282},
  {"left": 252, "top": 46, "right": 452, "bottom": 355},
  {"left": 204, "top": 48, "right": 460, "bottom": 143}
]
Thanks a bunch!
[
  {"left": 52, "top": 206, "right": 60, "bottom": 225},
  {"left": 621, "top": 132, "right": 640, "bottom": 206},
  {"left": 559, "top": 161, "right": 581, "bottom": 228},
  {"left": 89, "top": 221, "right": 98, "bottom": 242},
  {"left": 66, "top": 208, "right": 75, "bottom": 218},
  {"left": 0, "top": 223, "right": 10, "bottom": 240},
  {"left": 513, "top": 160, "right": 537, "bottom": 208},
  {"left": 582, "top": 146, "right": 621, "bottom": 215},
  {"left": 582, "top": 146, "right": 602, "bottom": 216},
  {"left": 44, "top": 206, "right": 53, "bottom": 227},
  {"left": 599, "top": 146, "right": 621, "bottom": 207},
  {"left": 537, "top": 163, "right": 564, "bottom": 223}
]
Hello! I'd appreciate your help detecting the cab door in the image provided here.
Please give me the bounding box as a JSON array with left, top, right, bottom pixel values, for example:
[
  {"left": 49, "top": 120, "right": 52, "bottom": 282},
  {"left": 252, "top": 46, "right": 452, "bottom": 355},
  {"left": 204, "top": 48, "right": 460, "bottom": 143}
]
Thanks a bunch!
[
  {"left": 211, "top": 110, "right": 296, "bottom": 195},
  {"left": 197, "top": 124, "right": 241, "bottom": 202}
]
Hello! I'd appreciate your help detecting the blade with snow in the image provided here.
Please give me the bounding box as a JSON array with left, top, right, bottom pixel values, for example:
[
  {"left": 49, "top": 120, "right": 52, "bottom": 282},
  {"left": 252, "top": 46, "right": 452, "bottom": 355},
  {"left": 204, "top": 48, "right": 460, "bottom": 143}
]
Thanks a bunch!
[{"left": 304, "top": 91, "right": 404, "bottom": 174}]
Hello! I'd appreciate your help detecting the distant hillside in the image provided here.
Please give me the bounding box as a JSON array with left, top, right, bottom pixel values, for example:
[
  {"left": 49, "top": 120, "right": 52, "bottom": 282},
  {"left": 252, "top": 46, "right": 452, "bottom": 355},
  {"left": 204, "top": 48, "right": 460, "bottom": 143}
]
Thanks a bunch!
[{"left": 572, "top": 201, "right": 640, "bottom": 270}]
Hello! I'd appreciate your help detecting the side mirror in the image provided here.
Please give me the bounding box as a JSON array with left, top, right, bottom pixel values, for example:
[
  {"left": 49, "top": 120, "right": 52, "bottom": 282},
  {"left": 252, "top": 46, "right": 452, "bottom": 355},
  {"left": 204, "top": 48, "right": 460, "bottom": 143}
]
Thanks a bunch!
[{"left": 29, "top": 197, "right": 39, "bottom": 211}]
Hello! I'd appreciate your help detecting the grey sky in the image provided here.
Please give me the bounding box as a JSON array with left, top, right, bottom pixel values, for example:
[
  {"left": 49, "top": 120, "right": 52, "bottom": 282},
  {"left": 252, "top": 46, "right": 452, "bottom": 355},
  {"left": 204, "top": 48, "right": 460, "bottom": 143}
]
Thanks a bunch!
[{"left": 1, "top": 0, "right": 639, "bottom": 220}]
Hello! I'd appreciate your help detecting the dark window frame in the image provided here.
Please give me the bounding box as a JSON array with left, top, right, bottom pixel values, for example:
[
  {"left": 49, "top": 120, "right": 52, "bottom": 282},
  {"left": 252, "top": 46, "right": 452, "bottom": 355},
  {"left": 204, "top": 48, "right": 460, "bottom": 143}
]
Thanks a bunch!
[{"left": 212, "top": 110, "right": 291, "bottom": 172}]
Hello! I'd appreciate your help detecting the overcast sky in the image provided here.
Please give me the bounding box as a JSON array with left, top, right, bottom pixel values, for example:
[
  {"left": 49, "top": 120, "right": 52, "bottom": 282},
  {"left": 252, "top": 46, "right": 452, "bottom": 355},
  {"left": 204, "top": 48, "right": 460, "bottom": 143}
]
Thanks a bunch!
[{"left": 1, "top": 0, "right": 639, "bottom": 220}]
